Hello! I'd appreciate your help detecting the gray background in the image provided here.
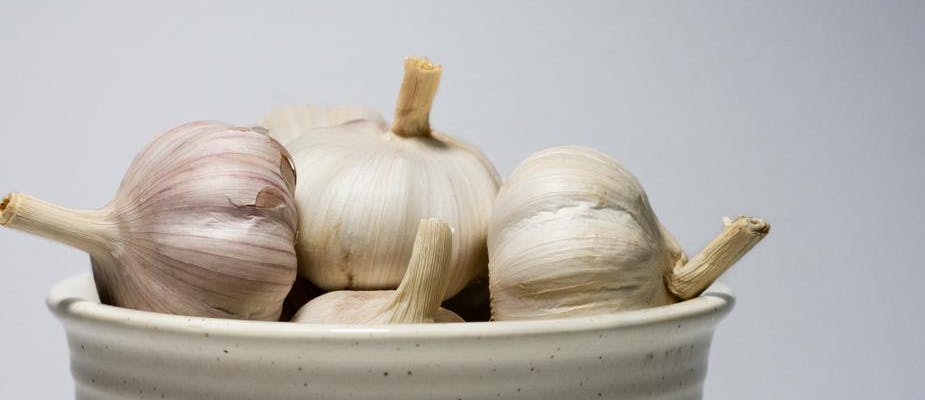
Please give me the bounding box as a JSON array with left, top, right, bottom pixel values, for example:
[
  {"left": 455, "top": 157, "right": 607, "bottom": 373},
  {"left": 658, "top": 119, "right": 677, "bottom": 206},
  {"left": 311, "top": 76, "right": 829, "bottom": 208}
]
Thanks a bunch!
[{"left": 1, "top": 1, "right": 922, "bottom": 398}]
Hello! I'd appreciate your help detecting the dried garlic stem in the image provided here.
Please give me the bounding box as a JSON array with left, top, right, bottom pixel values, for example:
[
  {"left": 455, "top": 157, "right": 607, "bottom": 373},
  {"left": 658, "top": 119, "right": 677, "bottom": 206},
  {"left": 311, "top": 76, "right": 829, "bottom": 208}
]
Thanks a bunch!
[
  {"left": 667, "top": 216, "right": 770, "bottom": 300},
  {"left": 390, "top": 57, "right": 442, "bottom": 138},
  {"left": 383, "top": 218, "right": 453, "bottom": 323},
  {"left": 0, "top": 193, "right": 117, "bottom": 255}
]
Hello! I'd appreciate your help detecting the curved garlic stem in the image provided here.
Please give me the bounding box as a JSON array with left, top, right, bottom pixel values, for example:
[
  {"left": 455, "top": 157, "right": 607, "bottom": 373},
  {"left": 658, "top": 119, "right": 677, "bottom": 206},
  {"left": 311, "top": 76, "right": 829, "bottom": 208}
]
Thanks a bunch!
[
  {"left": 383, "top": 218, "right": 453, "bottom": 323},
  {"left": 390, "top": 57, "right": 442, "bottom": 138},
  {"left": 1, "top": 193, "right": 117, "bottom": 256},
  {"left": 666, "top": 216, "right": 770, "bottom": 300}
]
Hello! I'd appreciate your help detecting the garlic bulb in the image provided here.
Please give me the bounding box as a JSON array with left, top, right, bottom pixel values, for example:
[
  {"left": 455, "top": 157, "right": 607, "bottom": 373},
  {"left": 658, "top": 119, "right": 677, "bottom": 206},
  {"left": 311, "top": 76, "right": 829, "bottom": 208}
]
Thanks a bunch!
[
  {"left": 263, "top": 57, "right": 500, "bottom": 298},
  {"left": 263, "top": 104, "right": 385, "bottom": 146},
  {"left": 0, "top": 121, "right": 298, "bottom": 320},
  {"left": 488, "top": 146, "right": 768, "bottom": 320},
  {"left": 292, "top": 218, "right": 463, "bottom": 323}
]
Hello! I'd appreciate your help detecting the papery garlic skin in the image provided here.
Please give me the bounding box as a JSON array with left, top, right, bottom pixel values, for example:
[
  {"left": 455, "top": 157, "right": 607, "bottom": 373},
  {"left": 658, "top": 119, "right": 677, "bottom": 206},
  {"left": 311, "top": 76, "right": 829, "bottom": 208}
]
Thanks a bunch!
[
  {"left": 292, "top": 218, "right": 463, "bottom": 324},
  {"left": 263, "top": 104, "right": 385, "bottom": 146},
  {"left": 275, "top": 121, "right": 498, "bottom": 296},
  {"left": 487, "top": 146, "right": 686, "bottom": 321},
  {"left": 263, "top": 58, "right": 500, "bottom": 298},
  {"left": 1, "top": 122, "right": 298, "bottom": 320}
]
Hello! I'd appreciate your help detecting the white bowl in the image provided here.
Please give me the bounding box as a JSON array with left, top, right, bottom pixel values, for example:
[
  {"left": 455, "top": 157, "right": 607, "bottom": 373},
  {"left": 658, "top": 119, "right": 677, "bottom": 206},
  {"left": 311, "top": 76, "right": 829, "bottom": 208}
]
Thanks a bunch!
[{"left": 48, "top": 273, "right": 734, "bottom": 400}]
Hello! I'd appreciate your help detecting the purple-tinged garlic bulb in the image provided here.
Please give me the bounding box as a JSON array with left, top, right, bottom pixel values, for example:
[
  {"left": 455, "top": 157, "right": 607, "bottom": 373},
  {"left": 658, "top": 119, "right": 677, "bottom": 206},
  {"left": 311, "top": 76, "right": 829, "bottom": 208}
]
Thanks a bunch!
[
  {"left": 293, "top": 219, "right": 463, "bottom": 324},
  {"left": 1, "top": 121, "right": 298, "bottom": 320}
]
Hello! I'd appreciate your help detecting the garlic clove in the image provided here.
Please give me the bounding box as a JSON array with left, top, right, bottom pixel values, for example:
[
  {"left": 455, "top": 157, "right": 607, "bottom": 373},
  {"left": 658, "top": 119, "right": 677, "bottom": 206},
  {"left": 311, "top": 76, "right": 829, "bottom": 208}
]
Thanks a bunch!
[
  {"left": 263, "top": 57, "right": 500, "bottom": 298},
  {"left": 488, "top": 145, "right": 769, "bottom": 321},
  {"left": 292, "top": 218, "right": 463, "bottom": 324},
  {"left": 1, "top": 122, "right": 299, "bottom": 320}
]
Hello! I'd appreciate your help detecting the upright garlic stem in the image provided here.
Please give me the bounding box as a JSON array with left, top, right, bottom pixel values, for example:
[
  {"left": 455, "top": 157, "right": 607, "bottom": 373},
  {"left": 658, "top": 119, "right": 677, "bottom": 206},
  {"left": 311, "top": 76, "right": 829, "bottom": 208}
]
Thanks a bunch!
[
  {"left": 1, "top": 193, "right": 117, "bottom": 256},
  {"left": 383, "top": 218, "right": 454, "bottom": 323},
  {"left": 390, "top": 57, "right": 442, "bottom": 138},
  {"left": 666, "top": 216, "right": 770, "bottom": 300}
]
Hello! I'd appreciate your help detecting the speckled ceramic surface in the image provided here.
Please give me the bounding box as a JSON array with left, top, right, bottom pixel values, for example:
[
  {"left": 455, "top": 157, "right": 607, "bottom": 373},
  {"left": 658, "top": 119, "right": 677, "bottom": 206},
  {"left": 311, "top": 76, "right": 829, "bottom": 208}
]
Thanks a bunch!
[{"left": 48, "top": 274, "right": 734, "bottom": 400}]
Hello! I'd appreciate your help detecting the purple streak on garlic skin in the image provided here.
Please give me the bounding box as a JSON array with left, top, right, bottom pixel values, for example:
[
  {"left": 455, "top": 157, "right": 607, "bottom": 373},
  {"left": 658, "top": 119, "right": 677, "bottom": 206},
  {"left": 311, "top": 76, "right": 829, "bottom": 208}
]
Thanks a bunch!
[{"left": 1, "top": 122, "right": 299, "bottom": 320}]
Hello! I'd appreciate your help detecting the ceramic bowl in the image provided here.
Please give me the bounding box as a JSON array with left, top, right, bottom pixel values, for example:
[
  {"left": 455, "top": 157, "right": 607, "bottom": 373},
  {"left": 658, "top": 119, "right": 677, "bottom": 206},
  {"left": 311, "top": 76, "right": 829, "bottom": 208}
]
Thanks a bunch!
[{"left": 48, "top": 273, "right": 734, "bottom": 400}]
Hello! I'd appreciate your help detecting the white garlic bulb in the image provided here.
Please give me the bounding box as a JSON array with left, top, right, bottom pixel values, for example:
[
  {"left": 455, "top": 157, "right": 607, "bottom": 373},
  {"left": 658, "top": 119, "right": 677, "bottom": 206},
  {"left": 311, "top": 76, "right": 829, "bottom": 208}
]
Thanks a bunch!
[
  {"left": 488, "top": 146, "right": 768, "bottom": 320},
  {"left": 293, "top": 219, "right": 463, "bottom": 323},
  {"left": 263, "top": 58, "right": 500, "bottom": 298},
  {"left": 1, "top": 121, "right": 299, "bottom": 320}
]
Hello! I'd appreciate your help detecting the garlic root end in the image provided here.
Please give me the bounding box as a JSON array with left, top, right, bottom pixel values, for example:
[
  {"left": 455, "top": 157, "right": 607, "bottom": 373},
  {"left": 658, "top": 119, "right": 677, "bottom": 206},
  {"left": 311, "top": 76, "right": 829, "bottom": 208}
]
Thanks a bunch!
[{"left": 666, "top": 216, "right": 769, "bottom": 300}]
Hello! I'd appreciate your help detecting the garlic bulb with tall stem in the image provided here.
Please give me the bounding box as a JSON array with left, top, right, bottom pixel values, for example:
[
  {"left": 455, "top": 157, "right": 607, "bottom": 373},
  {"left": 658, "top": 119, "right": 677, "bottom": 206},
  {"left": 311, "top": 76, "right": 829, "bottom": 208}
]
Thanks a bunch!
[
  {"left": 263, "top": 57, "right": 500, "bottom": 298},
  {"left": 1, "top": 121, "right": 299, "bottom": 320},
  {"left": 292, "top": 218, "right": 463, "bottom": 324},
  {"left": 487, "top": 146, "right": 768, "bottom": 321}
]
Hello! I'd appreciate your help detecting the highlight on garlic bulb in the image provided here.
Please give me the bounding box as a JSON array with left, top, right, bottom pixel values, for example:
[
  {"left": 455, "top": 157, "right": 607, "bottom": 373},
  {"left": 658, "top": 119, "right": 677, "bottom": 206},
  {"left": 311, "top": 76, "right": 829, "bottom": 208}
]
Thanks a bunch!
[
  {"left": 292, "top": 218, "right": 463, "bottom": 324},
  {"left": 263, "top": 57, "right": 500, "bottom": 298},
  {"left": 0, "top": 121, "right": 299, "bottom": 320},
  {"left": 487, "top": 146, "right": 768, "bottom": 321}
]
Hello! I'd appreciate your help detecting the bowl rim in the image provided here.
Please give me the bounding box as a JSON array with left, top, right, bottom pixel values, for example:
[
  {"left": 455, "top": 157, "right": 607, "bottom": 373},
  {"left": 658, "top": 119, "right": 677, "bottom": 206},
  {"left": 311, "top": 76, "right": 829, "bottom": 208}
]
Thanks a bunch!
[{"left": 47, "top": 273, "right": 734, "bottom": 339}]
